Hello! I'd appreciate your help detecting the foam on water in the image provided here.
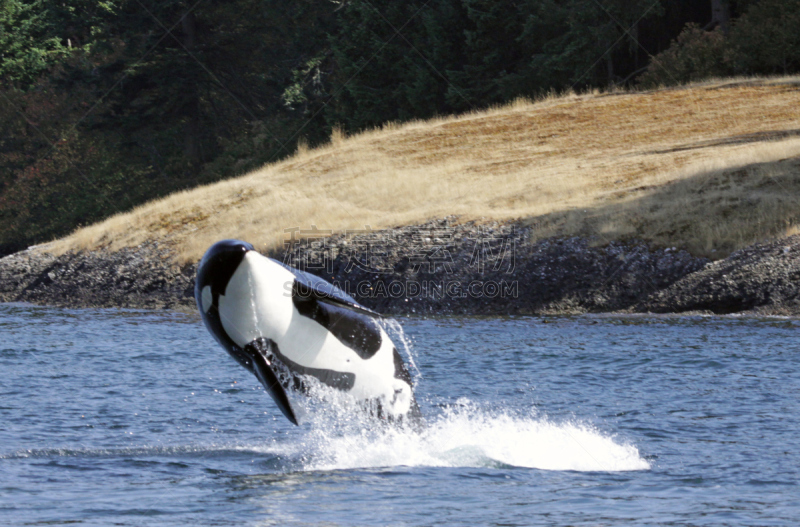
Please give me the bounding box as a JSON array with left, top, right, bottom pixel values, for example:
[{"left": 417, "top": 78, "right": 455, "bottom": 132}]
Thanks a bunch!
[{"left": 259, "top": 401, "right": 650, "bottom": 473}]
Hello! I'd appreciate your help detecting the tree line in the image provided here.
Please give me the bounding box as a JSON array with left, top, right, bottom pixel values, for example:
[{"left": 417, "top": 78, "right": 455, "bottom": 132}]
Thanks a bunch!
[{"left": 1, "top": 0, "right": 798, "bottom": 255}]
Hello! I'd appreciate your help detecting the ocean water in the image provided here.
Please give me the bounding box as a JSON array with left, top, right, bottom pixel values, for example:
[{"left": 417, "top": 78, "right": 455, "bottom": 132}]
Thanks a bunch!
[{"left": 1, "top": 303, "right": 798, "bottom": 526}]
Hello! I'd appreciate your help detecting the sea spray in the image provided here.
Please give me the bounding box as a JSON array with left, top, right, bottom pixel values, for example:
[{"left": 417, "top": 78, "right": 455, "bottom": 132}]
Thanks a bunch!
[
  {"left": 381, "top": 317, "right": 422, "bottom": 382},
  {"left": 267, "top": 399, "right": 650, "bottom": 473},
  {"left": 266, "top": 316, "right": 650, "bottom": 473}
]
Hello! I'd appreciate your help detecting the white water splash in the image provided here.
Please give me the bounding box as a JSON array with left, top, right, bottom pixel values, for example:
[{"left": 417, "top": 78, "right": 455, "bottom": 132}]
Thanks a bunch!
[
  {"left": 264, "top": 401, "right": 650, "bottom": 473},
  {"left": 381, "top": 317, "right": 422, "bottom": 382},
  {"left": 256, "top": 321, "right": 648, "bottom": 473}
]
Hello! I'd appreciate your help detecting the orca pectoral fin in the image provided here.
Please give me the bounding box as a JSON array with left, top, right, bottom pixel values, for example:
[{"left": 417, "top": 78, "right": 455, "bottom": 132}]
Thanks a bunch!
[
  {"left": 248, "top": 346, "right": 299, "bottom": 426},
  {"left": 284, "top": 268, "right": 383, "bottom": 319},
  {"left": 314, "top": 294, "right": 383, "bottom": 318}
]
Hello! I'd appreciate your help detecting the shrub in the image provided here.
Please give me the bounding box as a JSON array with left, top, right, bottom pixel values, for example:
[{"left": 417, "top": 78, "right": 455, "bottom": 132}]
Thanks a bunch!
[{"left": 638, "top": 24, "right": 732, "bottom": 88}]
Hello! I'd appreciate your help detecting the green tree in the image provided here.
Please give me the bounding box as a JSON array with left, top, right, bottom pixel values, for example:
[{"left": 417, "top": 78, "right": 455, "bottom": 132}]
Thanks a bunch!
[
  {"left": 445, "top": 0, "right": 524, "bottom": 110},
  {"left": 0, "top": 74, "right": 146, "bottom": 254},
  {"left": 638, "top": 23, "right": 731, "bottom": 87},
  {"left": 729, "top": 0, "right": 800, "bottom": 75},
  {"left": 519, "top": 0, "right": 664, "bottom": 89},
  {"left": 405, "top": 0, "right": 471, "bottom": 117},
  {"left": 328, "top": 0, "right": 430, "bottom": 131},
  {"left": 0, "top": 0, "right": 339, "bottom": 253},
  {"left": 1, "top": 0, "right": 65, "bottom": 87}
]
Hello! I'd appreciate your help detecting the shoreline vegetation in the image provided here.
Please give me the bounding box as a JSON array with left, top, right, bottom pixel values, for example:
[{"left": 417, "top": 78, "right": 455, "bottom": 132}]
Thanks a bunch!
[{"left": 3, "top": 79, "right": 800, "bottom": 316}]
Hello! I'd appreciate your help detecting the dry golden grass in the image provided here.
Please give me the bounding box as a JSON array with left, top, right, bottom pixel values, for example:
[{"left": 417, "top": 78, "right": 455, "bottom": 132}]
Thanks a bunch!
[{"left": 52, "top": 76, "right": 800, "bottom": 263}]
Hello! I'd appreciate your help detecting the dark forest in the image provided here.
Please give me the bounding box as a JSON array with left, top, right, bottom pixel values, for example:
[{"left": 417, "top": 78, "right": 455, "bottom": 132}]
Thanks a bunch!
[{"left": 1, "top": 0, "right": 798, "bottom": 255}]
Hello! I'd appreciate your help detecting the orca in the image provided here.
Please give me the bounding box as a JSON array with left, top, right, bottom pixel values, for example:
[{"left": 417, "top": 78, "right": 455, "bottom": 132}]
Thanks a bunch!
[{"left": 195, "top": 239, "right": 421, "bottom": 425}]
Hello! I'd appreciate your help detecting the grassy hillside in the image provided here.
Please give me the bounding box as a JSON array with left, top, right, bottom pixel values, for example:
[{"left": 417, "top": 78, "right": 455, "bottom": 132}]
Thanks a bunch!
[{"left": 51, "top": 77, "right": 800, "bottom": 263}]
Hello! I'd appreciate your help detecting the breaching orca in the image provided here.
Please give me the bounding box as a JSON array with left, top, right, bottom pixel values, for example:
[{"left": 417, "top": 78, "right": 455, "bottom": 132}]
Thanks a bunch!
[{"left": 195, "top": 239, "right": 421, "bottom": 425}]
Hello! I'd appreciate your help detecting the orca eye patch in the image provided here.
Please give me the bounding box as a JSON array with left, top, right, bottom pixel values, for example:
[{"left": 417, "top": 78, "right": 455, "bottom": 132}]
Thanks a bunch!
[{"left": 201, "top": 285, "right": 213, "bottom": 313}]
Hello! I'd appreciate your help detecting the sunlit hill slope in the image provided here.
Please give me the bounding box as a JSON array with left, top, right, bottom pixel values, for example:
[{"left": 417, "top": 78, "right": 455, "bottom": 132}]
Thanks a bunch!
[{"left": 54, "top": 77, "right": 800, "bottom": 263}]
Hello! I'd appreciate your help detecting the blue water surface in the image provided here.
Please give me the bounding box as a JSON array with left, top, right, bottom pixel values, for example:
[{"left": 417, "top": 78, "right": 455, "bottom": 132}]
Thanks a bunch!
[{"left": 0, "top": 303, "right": 798, "bottom": 526}]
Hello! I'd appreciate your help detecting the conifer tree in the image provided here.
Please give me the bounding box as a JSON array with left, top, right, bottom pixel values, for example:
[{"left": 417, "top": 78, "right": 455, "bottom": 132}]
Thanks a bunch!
[{"left": 445, "top": 0, "right": 525, "bottom": 109}]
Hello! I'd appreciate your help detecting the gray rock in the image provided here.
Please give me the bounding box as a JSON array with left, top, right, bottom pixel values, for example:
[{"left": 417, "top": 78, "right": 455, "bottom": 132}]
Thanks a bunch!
[
  {"left": 637, "top": 234, "right": 800, "bottom": 315},
  {"left": 2, "top": 219, "right": 798, "bottom": 316},
  {"left": 0, "top": 242, "right": 196, "bottom": 311}
]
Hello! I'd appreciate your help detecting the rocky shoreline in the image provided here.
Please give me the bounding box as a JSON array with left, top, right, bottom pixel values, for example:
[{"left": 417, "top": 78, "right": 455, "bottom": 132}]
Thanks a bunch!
[{"left": 2, "top": 218, "right": 800, "bottom": 316}]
